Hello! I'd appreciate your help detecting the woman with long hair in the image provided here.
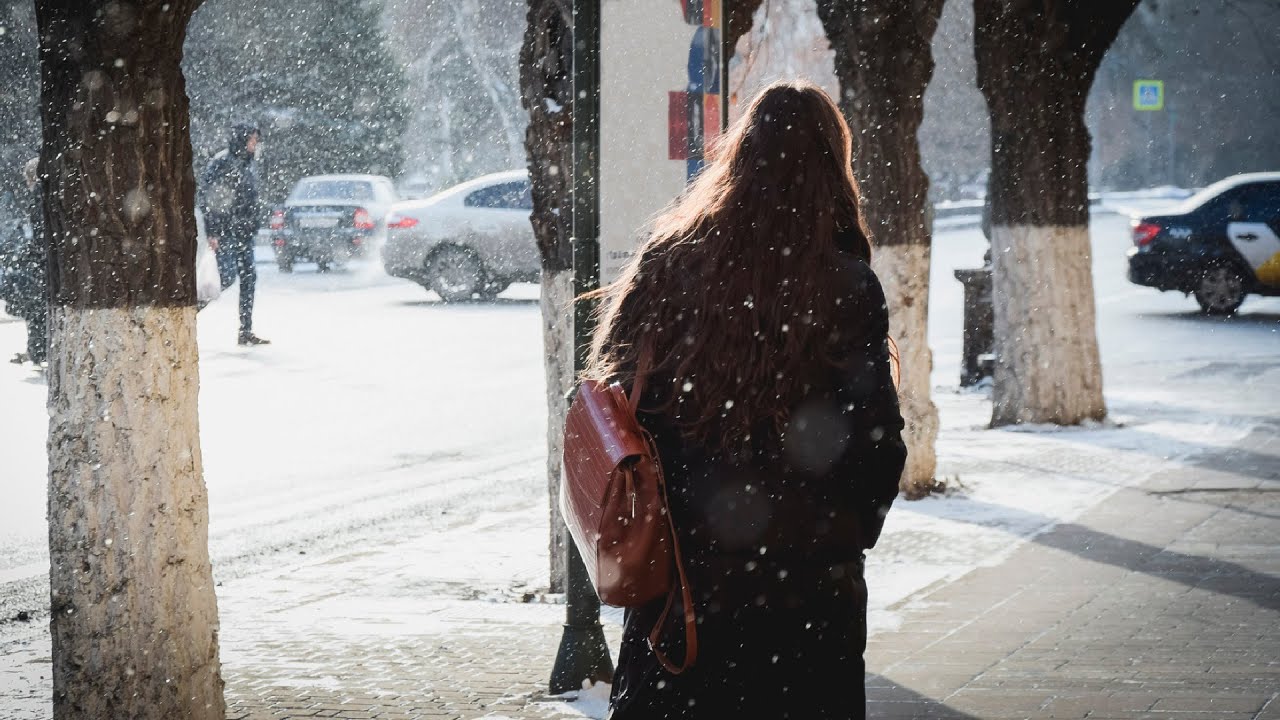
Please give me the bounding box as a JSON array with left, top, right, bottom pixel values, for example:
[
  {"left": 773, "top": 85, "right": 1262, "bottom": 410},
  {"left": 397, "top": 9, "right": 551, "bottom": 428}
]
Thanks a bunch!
[{"left": 588, "top": 80, "right": 907, "bottom": 719}]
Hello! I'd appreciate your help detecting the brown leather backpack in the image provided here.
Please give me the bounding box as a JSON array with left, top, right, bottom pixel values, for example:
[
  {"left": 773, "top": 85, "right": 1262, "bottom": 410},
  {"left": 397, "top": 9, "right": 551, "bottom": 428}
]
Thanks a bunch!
[{"left": 561, "top": 357, "right": 697, "bottom": 673}]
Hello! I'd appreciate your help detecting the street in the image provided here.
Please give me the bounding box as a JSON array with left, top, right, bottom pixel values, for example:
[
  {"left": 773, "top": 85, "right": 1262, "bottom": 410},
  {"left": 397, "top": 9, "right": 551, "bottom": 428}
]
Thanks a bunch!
[
  {"left": 1, "top": 257, "right": 552, "bottom": 622},
  {"left": 1, "top": 210, "right": 1277, "bottom": 718}
]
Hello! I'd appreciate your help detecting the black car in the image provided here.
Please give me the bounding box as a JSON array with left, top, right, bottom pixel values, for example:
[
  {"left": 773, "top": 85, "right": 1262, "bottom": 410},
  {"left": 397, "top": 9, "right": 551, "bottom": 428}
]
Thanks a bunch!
[
  {"left": 270, "top": 174, "right": 398, "bottom": 272},
  {"left": 1127, "top": 172, "right": 1280, "bottom": 314}
]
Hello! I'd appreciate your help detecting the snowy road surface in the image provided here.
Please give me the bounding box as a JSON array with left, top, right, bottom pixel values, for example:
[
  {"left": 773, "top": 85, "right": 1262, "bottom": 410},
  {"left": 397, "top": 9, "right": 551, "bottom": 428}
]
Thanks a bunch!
[
  {"left": 0, "top": 261, "right": 551, "bottom": 620},
  {"left": 1, "top": 210, "right": 1277, "bottom": 636}
]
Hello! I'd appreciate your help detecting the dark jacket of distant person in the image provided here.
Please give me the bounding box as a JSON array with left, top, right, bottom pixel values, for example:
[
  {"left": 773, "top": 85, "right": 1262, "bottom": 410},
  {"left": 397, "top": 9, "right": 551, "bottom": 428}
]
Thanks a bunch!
[
  {"left": 1, "top": 162, "right": 49, "bottom": 323},
  {"left": 200, "top": 124, "right": 261, "bottom": 242}
]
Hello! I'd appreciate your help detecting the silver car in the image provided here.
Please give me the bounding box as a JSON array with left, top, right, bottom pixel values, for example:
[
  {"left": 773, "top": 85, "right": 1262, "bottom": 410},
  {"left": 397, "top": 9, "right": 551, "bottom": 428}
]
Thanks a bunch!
[{"left": 382, "top": 171, "right": 539, "bottom": 301}]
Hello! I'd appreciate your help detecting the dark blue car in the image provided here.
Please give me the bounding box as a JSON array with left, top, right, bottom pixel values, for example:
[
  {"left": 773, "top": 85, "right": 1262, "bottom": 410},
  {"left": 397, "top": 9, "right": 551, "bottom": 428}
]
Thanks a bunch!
[{"left": 1127, "top": 172, "right": 1280, "bottom": 314}]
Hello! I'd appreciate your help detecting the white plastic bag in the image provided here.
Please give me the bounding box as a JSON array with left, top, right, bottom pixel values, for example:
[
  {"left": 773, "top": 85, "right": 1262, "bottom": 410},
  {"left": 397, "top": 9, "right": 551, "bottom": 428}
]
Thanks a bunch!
[{"left": 195, "top": 211, "right": 221, "bottom": 306}]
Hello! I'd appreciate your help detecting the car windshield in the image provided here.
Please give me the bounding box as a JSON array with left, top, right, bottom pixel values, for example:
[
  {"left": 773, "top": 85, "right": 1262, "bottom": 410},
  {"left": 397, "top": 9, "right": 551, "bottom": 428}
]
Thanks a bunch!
[{"left": 290, "top": 180, "right": 375, "bottom": 202}]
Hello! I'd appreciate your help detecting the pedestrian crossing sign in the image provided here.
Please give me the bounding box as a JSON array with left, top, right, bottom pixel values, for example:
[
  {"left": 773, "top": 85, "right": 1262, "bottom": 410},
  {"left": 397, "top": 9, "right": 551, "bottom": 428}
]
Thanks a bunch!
[{"left": 1133, "top": 80, "right": 1164, "bottom": 111}]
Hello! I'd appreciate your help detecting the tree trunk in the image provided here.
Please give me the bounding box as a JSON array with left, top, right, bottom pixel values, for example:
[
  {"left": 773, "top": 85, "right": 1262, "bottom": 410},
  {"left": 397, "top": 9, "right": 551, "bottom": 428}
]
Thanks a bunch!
[
  {"left": 724, "top": 0, "right": 765, "bottom": 55},
  {"left": 520, "top": 0, "right": 573, "bottom": 593},
  {"left": 36, "top": 1, "right": 223, "bottom": 717},
  {"left": 816, "top": 0, "right": 945, "bottom": 498},
  {"left": 974, "top": 0, "right": 1138, "bottom": 427}
]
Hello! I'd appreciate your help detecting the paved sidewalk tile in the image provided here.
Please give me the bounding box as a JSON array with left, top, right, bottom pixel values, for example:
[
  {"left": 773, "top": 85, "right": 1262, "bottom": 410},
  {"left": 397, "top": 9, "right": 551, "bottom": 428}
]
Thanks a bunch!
[
  {"left": 867, "top": 424, "right": 1280, "bottom": 719},
  {"left": 214, "top": 517, "right": 622, "bottom": 720},
  {"left": 220, "top": 597, "right": 618, "bottom": 720}
]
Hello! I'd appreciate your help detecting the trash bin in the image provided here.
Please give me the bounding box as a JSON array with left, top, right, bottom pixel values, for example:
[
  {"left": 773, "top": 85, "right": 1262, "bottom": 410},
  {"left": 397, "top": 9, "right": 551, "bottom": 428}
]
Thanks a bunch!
[{"left": 954, "top": 267, "right": 994, "bottom": 387}]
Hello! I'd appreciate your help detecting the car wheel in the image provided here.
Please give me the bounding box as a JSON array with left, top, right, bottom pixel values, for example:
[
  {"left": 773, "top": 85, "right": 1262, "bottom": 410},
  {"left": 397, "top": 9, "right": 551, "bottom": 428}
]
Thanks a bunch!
[
  {"left": 1194, "top": 263, "right": 1246, "bottom": 315},
  {"left": 428, "top": 245, "right": 489, "bottom": 302},
  {"left": 316, "top": 258, "right": 331, "bottom": 273}
]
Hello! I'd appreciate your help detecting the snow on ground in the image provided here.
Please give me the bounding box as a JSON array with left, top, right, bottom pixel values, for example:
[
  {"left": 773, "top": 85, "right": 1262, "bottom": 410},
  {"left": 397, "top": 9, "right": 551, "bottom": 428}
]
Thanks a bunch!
[
  {"left": 194, "top": 266, "right": 549, "bottom": 579},
  {"left": 1093, "top": 186, "right": 1194, "bottom": 218},
  {"left": 0, "top": 207, "right": 1276, "bottom": 651},
  {"left": 0, "top": 259, "right": 552, "bottom": 619},
  {"left": 878, "top": 207, "right": 1278, "bottom": 632}
]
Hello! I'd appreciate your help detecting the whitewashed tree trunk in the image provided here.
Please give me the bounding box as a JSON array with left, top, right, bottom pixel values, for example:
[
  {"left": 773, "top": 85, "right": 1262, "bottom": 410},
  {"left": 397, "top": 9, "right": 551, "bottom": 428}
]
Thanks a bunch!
[
  {"left": 816, "top": 0, "right": 945, "bottom": 496},
  {"left": 871, "top": 244, "right": 938, "bottom": 497},
  {"left": 540, "top": 267, "right": 574, "bottom": 592},
  {"left": 989, "top": 225, "right": 1105, "bottom": 424},
  {"left": 974, "top": 0, "right": 1135, "bottom": 426},
  {"left": 37, "top": 1, "right": 223, "bottom": 715},
  {"left": 47, "top": 308, "right": 223, "bottom": 718}
]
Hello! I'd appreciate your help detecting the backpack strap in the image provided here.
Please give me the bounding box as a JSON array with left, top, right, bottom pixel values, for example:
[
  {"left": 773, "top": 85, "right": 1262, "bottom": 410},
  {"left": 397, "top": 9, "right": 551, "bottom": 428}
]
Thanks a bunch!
[
  {"left": 886, "top": 335, "right": 901, "bottom": 389},
  {"left": 629, "top": 340, "right": 654, "bottom": 415},
  {"left": 643, "top": 429, "right": 698, "bottom": 674},
  {"left": 625, "top": 341, "right": 698, "bottom": 673}
]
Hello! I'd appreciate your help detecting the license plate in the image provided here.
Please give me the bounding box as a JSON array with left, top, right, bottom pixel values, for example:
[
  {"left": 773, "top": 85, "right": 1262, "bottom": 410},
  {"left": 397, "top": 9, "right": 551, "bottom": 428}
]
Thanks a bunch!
[{"left": 298, "top": 216, "right": 339, "bottom": 229}]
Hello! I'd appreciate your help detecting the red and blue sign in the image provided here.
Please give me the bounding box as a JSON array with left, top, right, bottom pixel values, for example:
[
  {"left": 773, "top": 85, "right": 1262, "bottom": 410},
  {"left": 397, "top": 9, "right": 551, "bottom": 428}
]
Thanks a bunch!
[{"left": 668, "top": 0, "right": 723, "bottom": 179}]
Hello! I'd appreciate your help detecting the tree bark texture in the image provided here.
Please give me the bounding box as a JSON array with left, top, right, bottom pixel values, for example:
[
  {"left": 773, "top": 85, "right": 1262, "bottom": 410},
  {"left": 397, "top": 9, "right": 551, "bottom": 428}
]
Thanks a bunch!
[
  {"left": 987, "top": 224, "right": 1104, "bottom": 423},
  {"left": 36, "top": 1, "right": 224, "bottom": 717},
  {"left": 974, "top": 0, "right": 1138, "bottom": 426},
  {"left": 520, "top": 0, "right": 573, "bottom": 591},
  {"left": 46, "top": 308, "right": 221, "bottom": 719},
  {"left": 538, "top": 266, "right": 573, "bottom": 593},
  {"left": 869, "top": 243, "right": 938, "bottom": 497},
  {"left": 816, "top": 0, "right": 944, "bottom": 497},
  {"left": 39, "top": 0, "right": 203, "bottom": 308}
]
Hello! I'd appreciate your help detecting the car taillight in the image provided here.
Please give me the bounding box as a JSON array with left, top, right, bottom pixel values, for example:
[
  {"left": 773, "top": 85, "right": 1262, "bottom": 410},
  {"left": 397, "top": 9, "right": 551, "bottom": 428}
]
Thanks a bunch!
[
  {"left": 269, "top": 208, "right": 285, "bottom": 231},
  {"left": 386, "top": 213, "right": 419, "bottom": 229},
  {"left": 1132, "top": 221, "right": 1161, "bottom": 247},
  {"left": 353, "top": 207, "right": 376, "bottom": 231}
]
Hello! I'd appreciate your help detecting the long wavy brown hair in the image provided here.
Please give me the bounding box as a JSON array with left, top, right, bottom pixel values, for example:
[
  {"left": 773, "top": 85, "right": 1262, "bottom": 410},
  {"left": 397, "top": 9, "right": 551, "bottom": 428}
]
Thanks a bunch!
[{"left": 585, "top": 80, "right": 872, "bottom": 452}]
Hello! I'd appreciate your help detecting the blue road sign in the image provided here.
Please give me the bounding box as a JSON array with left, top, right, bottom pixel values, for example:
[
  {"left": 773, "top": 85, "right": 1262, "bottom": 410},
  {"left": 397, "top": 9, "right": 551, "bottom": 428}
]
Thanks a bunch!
[{"left": 1134, "top": 80, "right": 1164, "bottom": 111}]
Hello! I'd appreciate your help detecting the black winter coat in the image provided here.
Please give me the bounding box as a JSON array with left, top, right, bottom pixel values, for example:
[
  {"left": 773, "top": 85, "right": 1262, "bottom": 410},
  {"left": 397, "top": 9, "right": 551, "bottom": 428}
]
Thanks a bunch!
[
  {"left": 199, "top": 132, "right": 260, "bottom": 242},
  {"left": 608, "top": 254, "right": 907, "bottom": 720}
]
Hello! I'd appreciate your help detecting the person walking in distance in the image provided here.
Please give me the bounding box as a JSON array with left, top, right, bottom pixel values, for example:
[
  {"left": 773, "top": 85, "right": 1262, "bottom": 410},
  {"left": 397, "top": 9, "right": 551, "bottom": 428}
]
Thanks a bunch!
[
  {"left": 2, "top": 158, "right": 49, "bottom": 365},
  {"left": 588, "top": 81, "right": 907, "bottom": 719},
  {"left": 201, "top": 123, "right": 269, "bottom": 345}
]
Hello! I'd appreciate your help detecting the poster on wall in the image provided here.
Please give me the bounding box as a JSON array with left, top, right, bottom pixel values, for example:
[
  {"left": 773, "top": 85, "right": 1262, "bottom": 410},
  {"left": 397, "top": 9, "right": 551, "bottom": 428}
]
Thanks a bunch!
[{"left": 599, "top": 0, "right": 726, "bottom": 285}]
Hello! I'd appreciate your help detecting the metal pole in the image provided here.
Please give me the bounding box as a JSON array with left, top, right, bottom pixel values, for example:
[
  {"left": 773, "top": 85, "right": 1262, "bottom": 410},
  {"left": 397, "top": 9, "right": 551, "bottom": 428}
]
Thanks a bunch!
[
  {"left": 550, "top": 0, "right": 614, "bottom": 696},
  {"left": 1150, "top": 113, "right": 1158, "bottom": 185},
  {"left": 719, "top": 0, "right": 730, "bottom": 130}
]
